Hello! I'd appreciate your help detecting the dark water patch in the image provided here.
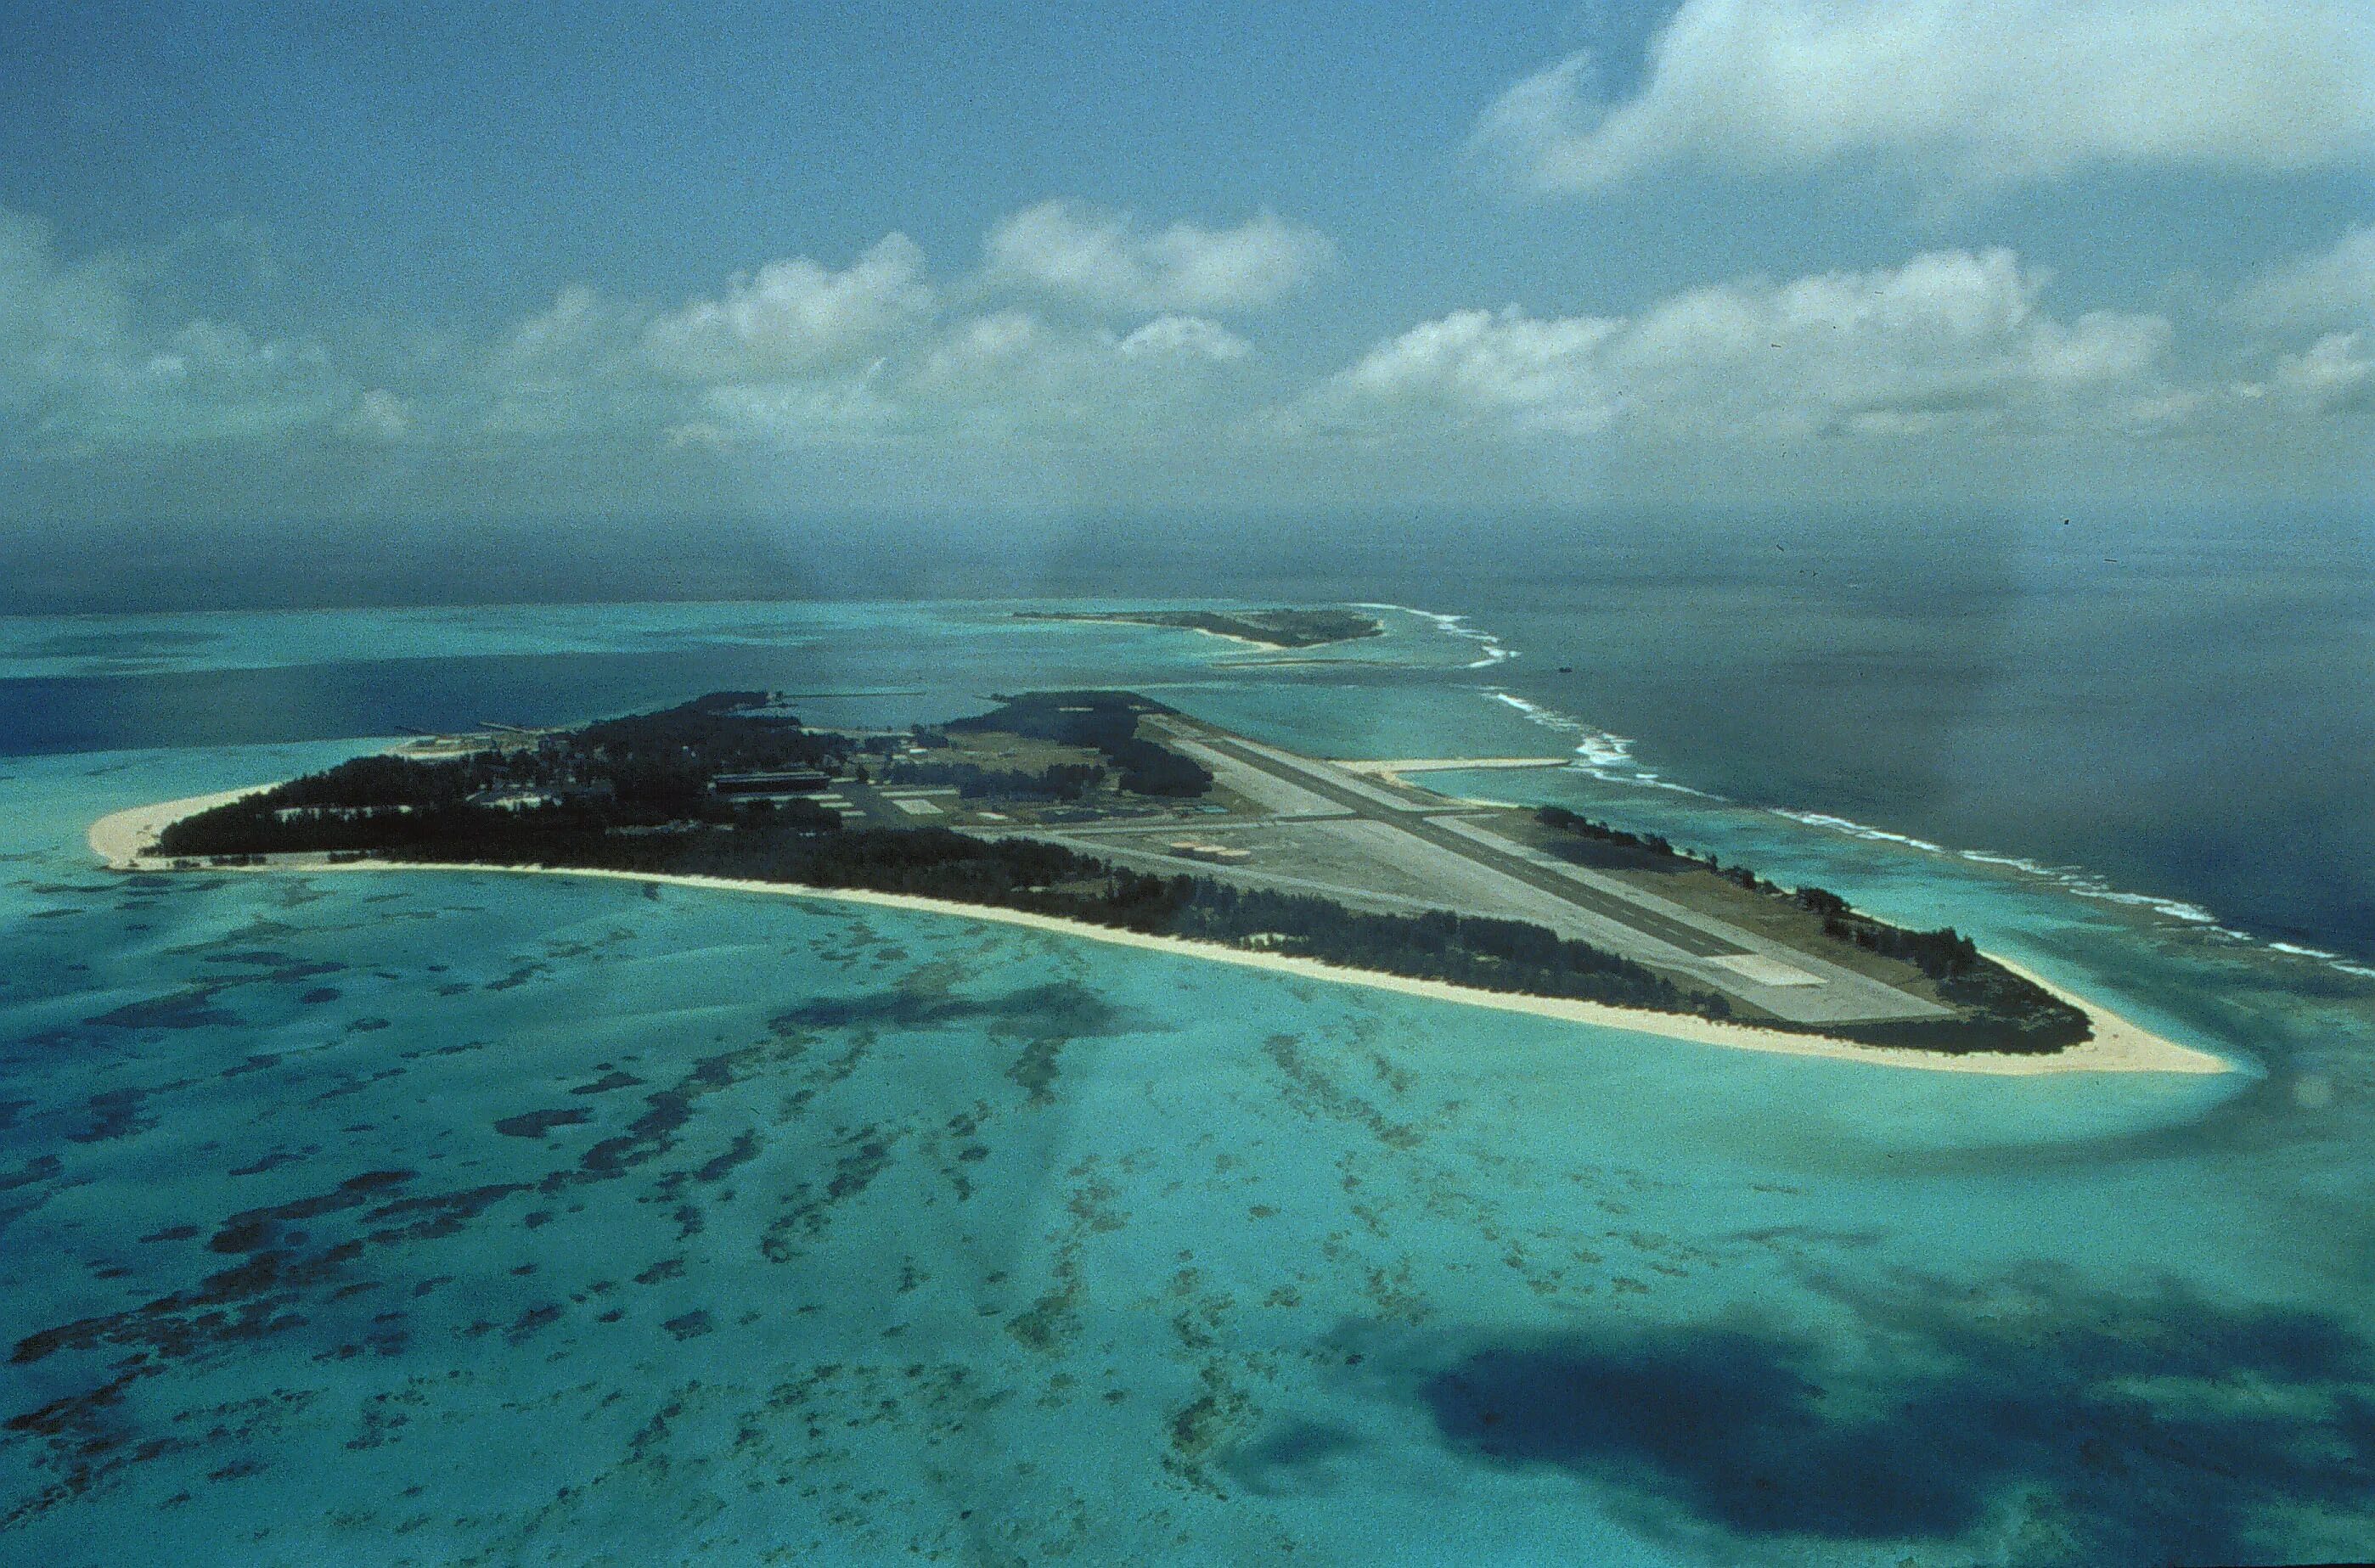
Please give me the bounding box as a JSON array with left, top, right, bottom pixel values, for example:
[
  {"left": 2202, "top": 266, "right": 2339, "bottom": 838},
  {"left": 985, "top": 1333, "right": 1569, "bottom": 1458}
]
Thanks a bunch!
[
  {"left": 15, "top": 625, "right": 220, "bottom": 661},
  {"left": 1224, "top": 1420, "right": 1362, "bottom": 1497},
  {"left": 664, "top": 1310, "right": 714, "bottom": 1341},
  {"left": 506, "top": 1304, "right": 563, "bottom": 1344},
  {"left": 26, "top": 908, "right": 79, "bottom": 919},
  {"left": 484, "top": 962, "right": 548, "bottom": 992},
  {"left": 318, "top": 1308, "right": 408, "bottom": 1361},
  {"left": 1405, "top": 1269, "right": 2375, "bottom": 1562},
  {"left": 138, "top": 1223, "right": 200, "bottom": 1244},
  {"left": 1262, "top": 1033, "right": 1422, "bottom": 1149},
  {"left": 1007, "top": 1255, "right": 1084, "bottom": 1354},
  {"left": 0, "top": 1096, "right": 30, "bottom": 1131},
  {"left": 346, "top": 1016, "right": 391, "bottom": 1033},
  {"left": 827, "top": 1127, "right": 898, "bottom": 1207},
  {"left": 227, "top": 1148, "right": 315, "bottom": 1177},
  {"left": 577, "top": 1052, "right": 745, "bottom": 1176},
  {"left": 200, "top": 952, "right": 347, "bottom": 986},
  {"left": 568, "top": 1069, "right": 643, "bottom": 1095},
  {"left": 0, "top": 644, "right": 862, "bottom": 755},
  {"left": 772, "top": 979, "right": 1131, "bottom": 1037},
  {"left": 306, "top": 1065, "right": 409, "bottom": 1108},
  {"left": 0, "top": 1371, "right": 145, "bottom": 1526},
  {"left": 1166, "top": 1364, "right": 1253, "bottom": 1498},
  {"left": 71, "top": 1086, "right": 170, "bottom": 1144},
  {"left": 295, "top": 986, "right": 341, "bottom": 1004},
  {"left": 361, "top": 1182, "right": 533, "bottom": 1245},
  {"left": 933, "top": 1108, "right": 995, "bottom": 1202},
  {"left": 636, "top": 1256, "right": 686, "bottom": 1284},
  {"left": 691, "top": 1129, "right": 760, "bottom": 1183},
  {"left": 494, "top": 1108, "right": 592, "bottom": 1139},
  {"left": 760, "top": 1126, "right": 903, "bottom": 1262},
  {"left": 81, "top": 988, "right": 239, "bottom": 1031},
  {"left": 209, "top": 1169, "right": 415, "bottom": 1254},
  {"left": 0, "top": 1155, "right": 59, "bottom": 1192},
  {"left": 221, "top": 1053, "right": 284, "bottom": 1078},
  {"left": 1007, "top": 1037, "right": 1067, "bottom": 1105}
]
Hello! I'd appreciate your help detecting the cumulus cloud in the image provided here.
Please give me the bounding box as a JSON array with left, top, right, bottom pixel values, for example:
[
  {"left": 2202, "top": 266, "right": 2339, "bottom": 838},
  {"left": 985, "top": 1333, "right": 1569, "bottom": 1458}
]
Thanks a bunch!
[
  {"left": 1294, "top": 249, "right": 2174, "bottom": 441},
  {"left": 336, "top": 388, "right": 413, "bottom": 443},
  {"left": 2272, "top": 332, "right": 2372, "bottom": 413},
  {"left": 905, "top": 309, "right": 1256, "bottom": 436},
  {"left": 0, "top": 205, "right": 362, "bottom": 451},
  {"left": 2237, "top": 225, "right": 2375, "bottom": 330},
  {"left": 1115, "top": 314, "right": 1253, "bottom": 362},
  {"left": 1473, "top": 0, "right": 2375, "bottom": 194},
  {"left": 642, "top": 305, "right": 1255, "bottom": 451},
  {"left": 982, "top": 200, "right": 1331, "bottom": 312},
  {"left": 640, "top": 234, "right": 934, "bottom": 381}
]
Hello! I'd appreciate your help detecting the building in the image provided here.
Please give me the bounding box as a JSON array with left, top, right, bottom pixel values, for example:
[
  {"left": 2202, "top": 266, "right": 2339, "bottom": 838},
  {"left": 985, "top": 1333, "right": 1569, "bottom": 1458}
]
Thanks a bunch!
[
  {"left": 711, "top": 768, "right": 834, "bottom": 798},
  {"left": 1169, "top": 840, "right": 1252, "bottom": 864}
]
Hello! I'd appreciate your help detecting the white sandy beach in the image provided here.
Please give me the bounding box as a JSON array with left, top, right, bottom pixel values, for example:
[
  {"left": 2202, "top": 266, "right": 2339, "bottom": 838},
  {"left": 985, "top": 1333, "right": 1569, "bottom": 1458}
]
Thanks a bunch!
[
  {"left": 88, "top": 790, "right": 2231, "bottom": 1078},
  {"left": 87, "top": 787, "right": 278, "bottom": 870}
]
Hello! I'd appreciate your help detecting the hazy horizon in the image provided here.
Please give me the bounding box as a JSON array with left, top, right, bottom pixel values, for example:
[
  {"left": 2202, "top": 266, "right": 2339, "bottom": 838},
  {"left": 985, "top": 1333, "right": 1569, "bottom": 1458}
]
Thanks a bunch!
[{"left": 4, "top": 1, "right": 2370, "bottom": 574}]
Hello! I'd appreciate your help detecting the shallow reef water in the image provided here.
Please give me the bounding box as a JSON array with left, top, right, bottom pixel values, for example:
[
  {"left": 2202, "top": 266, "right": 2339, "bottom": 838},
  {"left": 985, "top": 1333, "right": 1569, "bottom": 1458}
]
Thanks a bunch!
[{"left": 1, "top": 601, "right": 2371, "bottom": 1565}]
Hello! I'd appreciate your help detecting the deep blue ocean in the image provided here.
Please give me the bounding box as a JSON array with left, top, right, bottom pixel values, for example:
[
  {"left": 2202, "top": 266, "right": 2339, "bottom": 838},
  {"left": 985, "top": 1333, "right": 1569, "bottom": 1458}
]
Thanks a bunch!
[{"left": 2, "top": 542, "right": 2371, "bottom": 1564}]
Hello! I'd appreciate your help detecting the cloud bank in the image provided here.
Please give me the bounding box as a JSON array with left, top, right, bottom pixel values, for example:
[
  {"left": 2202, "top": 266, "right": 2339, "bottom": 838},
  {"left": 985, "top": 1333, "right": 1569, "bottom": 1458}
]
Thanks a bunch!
[
  {"left": 982, "top": 201, "right": 1332, "bottom": 312},
  {"left": 0, "top": 198, "right": 2367, "bottom": 514},
  {"left": 1474, "top": 1, "right": 2375, "bottom": 194},
  {"left": 1293, "top": 250, "right": 2175, "bottom": 441}
]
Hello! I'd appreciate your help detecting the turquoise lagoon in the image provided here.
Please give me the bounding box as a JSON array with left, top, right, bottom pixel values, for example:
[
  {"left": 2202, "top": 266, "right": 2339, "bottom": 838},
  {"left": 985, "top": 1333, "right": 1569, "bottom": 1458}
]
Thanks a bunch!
[{"left": 2, "top": 601, "right": 2371, "bottom": 1565}]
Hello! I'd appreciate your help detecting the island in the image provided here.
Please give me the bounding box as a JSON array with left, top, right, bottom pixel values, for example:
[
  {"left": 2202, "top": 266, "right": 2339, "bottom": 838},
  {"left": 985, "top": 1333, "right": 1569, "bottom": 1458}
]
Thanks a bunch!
[
  {"left": 1012, "top": 608, "right": 1384, "bottom": 649},
  {"left": 97, "top": 690, "right": 2225, "bottom": 1076}
]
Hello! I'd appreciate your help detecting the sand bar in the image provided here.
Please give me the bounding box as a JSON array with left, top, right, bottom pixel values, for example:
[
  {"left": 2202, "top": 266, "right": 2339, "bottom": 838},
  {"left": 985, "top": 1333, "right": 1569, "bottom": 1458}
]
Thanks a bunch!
[{"left": 90, "top": 788, "right": 2231, "bottom": 1077}]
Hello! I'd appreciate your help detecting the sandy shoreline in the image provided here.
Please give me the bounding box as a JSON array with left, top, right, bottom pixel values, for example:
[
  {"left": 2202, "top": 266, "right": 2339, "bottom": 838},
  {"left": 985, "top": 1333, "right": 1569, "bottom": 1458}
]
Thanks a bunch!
[
  {"left": 88, "top": 790, "right": 2231, "bottom": 1078},
  {"left": 87, "top": 788, "right": 279, "bottom": 870}
]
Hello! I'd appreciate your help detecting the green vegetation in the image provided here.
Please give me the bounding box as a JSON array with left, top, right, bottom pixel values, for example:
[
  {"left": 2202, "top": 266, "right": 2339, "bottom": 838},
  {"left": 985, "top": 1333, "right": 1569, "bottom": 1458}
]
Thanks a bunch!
[
  {"left": 1015, "top": 608, "right": 1384, "bottom": 649},
  {"left": 158, "top": 694, "right": 850, "bottom": 857},
  {"left": 948, "top": 692, "right": 1213, "bottom": 796}
]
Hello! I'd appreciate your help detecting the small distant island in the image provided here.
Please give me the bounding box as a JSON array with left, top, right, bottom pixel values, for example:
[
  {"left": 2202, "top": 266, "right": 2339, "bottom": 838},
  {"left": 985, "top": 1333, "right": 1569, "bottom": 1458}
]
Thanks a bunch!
[
  {"left": 94, "top": 687, "right": 2235, "bottom": 1076},
  {"left": 1014, "top": 607, "right": 1384, "bottom": 649}
]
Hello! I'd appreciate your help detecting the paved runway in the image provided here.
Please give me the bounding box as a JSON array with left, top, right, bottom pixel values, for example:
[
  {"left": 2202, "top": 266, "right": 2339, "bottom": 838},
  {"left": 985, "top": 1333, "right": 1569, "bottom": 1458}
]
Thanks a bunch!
[{"left": 1143, "top": 719, "right": 1949, "bottom": 1026}]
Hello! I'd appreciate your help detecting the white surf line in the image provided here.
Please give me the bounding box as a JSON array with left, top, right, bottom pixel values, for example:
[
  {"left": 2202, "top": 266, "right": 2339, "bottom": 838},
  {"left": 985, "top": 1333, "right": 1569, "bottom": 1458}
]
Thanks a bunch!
[
  {"left": 1764, "top": 806, "right": 2375, "bottom": 981},
  {"left": 1348, "top": 602, "right": 1517, "bottom": 669},
  {"left": 1479, "top": 688, "right": 1714, "bottom": 797},
  {"left": 1388, "top": 615, "right": 2373, "bottom": 986}
]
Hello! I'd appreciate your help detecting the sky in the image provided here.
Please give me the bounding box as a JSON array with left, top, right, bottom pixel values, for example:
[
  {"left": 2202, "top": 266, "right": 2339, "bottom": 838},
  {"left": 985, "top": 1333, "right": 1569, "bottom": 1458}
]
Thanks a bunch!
[{"left": 2, "top": 0, "right": 2372, "bottom": 570}]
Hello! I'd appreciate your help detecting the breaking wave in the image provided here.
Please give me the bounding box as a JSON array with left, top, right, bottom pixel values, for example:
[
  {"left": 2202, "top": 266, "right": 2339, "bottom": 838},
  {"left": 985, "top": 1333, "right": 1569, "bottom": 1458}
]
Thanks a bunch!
[
  {"left": 1381, "top": 601, "right": 2375, "bottom": 986},
  {"left": 1478, "top": 689, "right": 1713, "bottom": 795},
  {"left": 1353, "top": 603, "right": 1517, "bottom": 669}
]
